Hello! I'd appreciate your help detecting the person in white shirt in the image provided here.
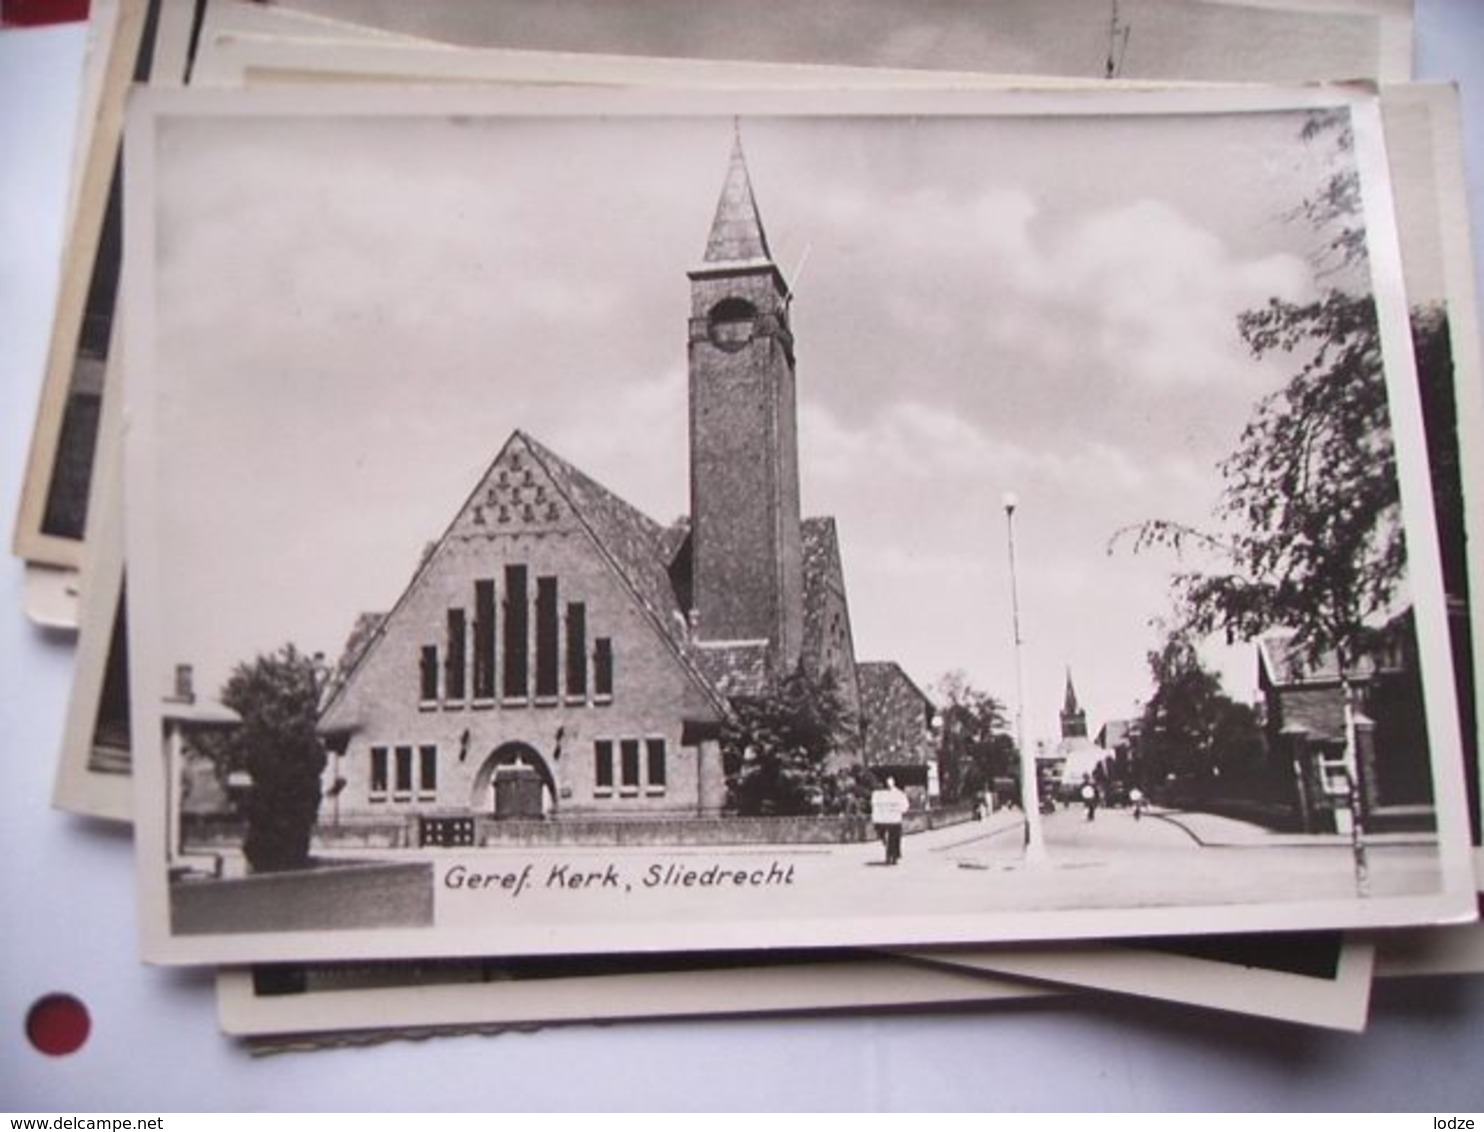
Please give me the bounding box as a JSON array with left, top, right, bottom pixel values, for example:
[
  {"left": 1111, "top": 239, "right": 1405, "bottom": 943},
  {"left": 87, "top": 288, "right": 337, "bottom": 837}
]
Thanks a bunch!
[{"left": 870, "top": 777, "right": 909, "bottom": 865}]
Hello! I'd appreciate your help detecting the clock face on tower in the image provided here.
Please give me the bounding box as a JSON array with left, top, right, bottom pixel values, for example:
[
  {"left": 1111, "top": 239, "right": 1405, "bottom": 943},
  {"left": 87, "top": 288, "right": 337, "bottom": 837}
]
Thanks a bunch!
[{"left": 706, "top": 296, "right": 758, "bottom": 351}]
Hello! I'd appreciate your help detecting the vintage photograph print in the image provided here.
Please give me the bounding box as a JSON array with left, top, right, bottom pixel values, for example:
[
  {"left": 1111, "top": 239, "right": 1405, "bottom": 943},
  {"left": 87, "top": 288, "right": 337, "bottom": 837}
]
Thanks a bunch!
[
  {"left": 254, "top": 0, "right": 1411, "bottom": 83},
  {"left": 125, "top": 87, "right": 1475, "bottom": 965}
]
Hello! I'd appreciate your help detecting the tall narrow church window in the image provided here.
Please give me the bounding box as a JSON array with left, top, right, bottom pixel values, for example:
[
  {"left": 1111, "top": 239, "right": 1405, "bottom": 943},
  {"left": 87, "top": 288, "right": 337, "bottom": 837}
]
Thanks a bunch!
[
  {"left": 566, "top": 602, "right": 587, "bottom": 698},
  {"left": 418, "top": 745, "right": 437, "bottom": 798},
  {"left": 473, "top": 579, "right": 496, "bottom": 700},
  {"left": 594, "top": 740, "right": 614, "bottom": 793},
  {"left": 370, "top": 746, "right": 388, "bottom": 799},
  {"left": 503, "top": 565, "right": 528, "bottom": 699},
  {"left": 619, "top": 739, "right": 640, "bottom": 793},
  {"left": 418, "top": 646, "right": 438, "bottom": 704},
  {"left": 535, "top": 576, "right": 559, "bottom": 699},
  {"left": 394, "top": 745, "right": 414, "bottom": 798},
  {"left": 445, "top": 609, "right": 466, "bottom": 702},
  {"left": 594, "top": 637, "right": 613, "bottom": 700},
  {"left": 646, "top": 738, "right": 667, "bottom": 792}
]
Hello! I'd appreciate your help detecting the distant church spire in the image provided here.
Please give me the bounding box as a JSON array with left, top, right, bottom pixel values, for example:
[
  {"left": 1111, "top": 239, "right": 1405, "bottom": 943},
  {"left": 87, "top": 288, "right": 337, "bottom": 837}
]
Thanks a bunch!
[
  {"left": 1061, "top": 668, "right": 1088, "bottom": 739},
  {"left": 702, "top": 127, "right": 774, "bottom": 265}
]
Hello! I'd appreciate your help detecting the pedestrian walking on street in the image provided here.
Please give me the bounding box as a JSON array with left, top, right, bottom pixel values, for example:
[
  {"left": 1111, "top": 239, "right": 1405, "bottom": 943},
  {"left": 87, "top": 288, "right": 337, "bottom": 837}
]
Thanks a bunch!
[
  {"left": 871, "top": 777, "right": 909, "bottom": 865},
  {"left": 1081, "top": 778, "right": 1098, "bottom": 822},
  {"left": 1130, "top": 786, "right": 1146, "bottom": 821}
]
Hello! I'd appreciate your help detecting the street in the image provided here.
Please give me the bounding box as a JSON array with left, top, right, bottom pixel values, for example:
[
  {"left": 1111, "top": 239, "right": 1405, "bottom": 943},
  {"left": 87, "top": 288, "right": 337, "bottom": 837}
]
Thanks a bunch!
[
  {"left": 914, "top": 803, "right": 1444, "bottom": 912},
  {"left": 174, "top": 804, "right": 1448, "bottom": 946},
  {"left": 371, "top": 804, "right": 1447, "bottom": 936}
]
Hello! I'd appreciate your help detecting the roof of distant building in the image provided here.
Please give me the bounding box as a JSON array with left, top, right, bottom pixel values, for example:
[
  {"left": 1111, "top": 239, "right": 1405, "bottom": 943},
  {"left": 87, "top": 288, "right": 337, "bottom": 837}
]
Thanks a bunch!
[
  {"left": 1257, "top": 631, "right": 1386, "bottom": 689},
  {"left": 857, "top": 661, "right": 934, "bottom": 766}
]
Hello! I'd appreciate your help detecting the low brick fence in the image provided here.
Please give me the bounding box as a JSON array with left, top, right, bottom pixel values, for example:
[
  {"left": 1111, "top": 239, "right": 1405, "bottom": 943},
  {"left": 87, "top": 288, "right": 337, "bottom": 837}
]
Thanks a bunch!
[
  {"left": 170, "top": 859, "right": 434, "bottom": 935},
  {"left": 295, "top": 801, "right": 981, "bottom": 851},
  {"left": 904, "top": 800, "right": 978, "bottom": 834},
  {"left": 476, "top": 814, "right": 873, "bottom": 847}
]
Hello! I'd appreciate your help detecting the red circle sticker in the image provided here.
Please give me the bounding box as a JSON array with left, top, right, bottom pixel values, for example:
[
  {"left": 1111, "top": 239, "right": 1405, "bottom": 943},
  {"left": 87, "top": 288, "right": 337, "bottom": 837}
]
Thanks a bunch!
[{"left": 26, "top": 994, "right": 91, "bottom": 1056}]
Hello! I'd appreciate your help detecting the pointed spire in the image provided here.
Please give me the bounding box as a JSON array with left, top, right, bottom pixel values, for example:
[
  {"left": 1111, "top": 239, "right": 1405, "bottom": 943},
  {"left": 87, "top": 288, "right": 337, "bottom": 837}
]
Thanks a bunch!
[
  {"left": 703, "top": 125, "right": 773, "bottom": 265},
  {"left": 1060, "top": 667, "right": 1088, "bottom": 739}
]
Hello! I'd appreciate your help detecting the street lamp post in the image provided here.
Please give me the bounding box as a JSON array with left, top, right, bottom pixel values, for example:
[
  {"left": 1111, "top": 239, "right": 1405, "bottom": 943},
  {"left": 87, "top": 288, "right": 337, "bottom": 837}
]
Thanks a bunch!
[{"left": 1003, "top": 492, "right": 1047, "bottom": 863}]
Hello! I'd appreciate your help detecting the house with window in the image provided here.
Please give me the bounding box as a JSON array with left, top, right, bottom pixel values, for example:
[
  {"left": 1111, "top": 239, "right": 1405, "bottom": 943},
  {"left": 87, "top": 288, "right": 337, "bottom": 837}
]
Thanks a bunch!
[
  {"left": 1257, "top": 616, "right": 1434, "bottom": 833},
  {"left": 316, "top": 135, "right": 925, "bottom": 841}
]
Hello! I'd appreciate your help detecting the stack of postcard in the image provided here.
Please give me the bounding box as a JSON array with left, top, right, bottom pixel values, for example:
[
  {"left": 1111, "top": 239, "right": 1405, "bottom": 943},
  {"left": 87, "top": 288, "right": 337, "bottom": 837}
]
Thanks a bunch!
[{"left": 14, "top": 0, "right": 1484, "bottom": 1051}]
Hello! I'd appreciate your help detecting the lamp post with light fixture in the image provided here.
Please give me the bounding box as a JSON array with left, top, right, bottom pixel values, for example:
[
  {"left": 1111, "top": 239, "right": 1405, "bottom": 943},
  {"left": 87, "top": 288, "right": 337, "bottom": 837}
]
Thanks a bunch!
[{"left": 1004, "top": 492, "right": 1047, "bottom": 863}]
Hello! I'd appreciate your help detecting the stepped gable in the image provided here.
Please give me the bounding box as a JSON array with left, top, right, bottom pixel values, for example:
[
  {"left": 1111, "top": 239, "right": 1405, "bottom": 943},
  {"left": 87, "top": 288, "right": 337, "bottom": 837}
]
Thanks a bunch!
[
  {"left": 517, "top": 433, "right": 734, "bottom": 720},
  {"left": 517, "top": 433, "right": 689, "bottom": 650},
  {"left": 322, "top": 431, "right": 731, "bottom": 726}
]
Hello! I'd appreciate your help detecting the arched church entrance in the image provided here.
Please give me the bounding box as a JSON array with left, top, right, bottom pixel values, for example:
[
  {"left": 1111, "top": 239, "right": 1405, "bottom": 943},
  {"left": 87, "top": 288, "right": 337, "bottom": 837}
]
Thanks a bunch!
[{"left": 470, "top": 741, "right": 557, "bottom": 819}]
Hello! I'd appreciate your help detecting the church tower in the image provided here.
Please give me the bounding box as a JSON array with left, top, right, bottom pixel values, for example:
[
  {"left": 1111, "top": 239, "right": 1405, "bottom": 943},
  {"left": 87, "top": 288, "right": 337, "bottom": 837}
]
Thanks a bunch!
[
  {"left": 1061, "top": 668, "right": 1089, "bottom": 740},
  {"left": 687, "top": 131, "right": 804, "bottom": 670}
]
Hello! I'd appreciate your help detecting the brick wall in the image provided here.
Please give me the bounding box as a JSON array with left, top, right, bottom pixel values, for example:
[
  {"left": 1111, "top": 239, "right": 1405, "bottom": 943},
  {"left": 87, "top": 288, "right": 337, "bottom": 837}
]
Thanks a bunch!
[
  {"left": 687, "top": 264, "right": 803, "bottom": 665},
  {"left": 323, "top": 501, "right": 721, "bottom": 824}
]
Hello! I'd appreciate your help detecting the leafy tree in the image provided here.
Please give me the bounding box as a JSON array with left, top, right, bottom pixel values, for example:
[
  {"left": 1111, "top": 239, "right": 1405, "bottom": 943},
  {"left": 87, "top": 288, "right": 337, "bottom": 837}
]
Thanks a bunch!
[
  {"left": 1124, "top": 290, "right": 1401, "bottom": 672},
  {"left": 1118, "top": 107, "right": 1407, "bottom": 674},
  {"left": 1138, "top": 633, "right": 1263, "bottom": 791},
  {"left": 1116, "top": 110, "right": 1414, "bottom": 863},
  {"left": 219, "top": 644, "right": 327, "bottom": 873},
  {"left": 722, "top": 664, "right": 859, "bottom": 817},
  {"left": 932, "top": 671, "right": 1017, "bottom": 802}
]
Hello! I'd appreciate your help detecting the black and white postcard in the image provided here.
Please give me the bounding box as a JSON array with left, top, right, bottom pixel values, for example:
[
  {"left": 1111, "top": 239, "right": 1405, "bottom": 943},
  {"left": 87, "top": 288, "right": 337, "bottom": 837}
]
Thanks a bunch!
[
  {"left": 125, "top": 85, "right": 1475, "bottom": 965},
  {"left": 215, "top": 951, "right": 1054, "bottom": 1043}
]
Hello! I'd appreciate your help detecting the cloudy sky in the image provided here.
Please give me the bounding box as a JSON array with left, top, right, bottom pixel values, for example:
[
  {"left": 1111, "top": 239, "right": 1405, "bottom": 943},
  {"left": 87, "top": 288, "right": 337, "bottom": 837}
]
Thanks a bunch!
[{"left": 137, "top": 94, "right": 1411, "bottom": 745}]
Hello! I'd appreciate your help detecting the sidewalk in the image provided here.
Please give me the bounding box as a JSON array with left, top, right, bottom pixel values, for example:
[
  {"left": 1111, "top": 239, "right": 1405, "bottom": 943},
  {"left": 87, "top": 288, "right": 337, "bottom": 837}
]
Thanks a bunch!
[
  {"left": 1146, "top": 808, "right": 1439, "bottom": 849},
  {"left": 906, "top": 807, "right": 1028, "bottom": 854}
]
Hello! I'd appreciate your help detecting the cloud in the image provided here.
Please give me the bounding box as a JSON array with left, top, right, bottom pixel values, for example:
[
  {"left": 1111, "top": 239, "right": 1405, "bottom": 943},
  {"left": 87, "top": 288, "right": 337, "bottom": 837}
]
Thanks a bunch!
[
  {"left": 800, "top": 397, "right": 1202, "bottom": 497},
  {"left": 543, "top": 365, "right": 690, "bottom": 521},
  {"left": 799, "top": 184, "right": 1313, "bottom": 397},
  {"left": 1056, "top": 199, "right": 1312, "bottom": 387}
]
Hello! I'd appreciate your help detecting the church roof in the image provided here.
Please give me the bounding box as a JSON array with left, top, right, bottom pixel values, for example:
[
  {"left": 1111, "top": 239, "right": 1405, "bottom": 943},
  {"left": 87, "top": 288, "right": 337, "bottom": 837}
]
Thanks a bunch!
[
  {"left": 858, "top": 661, "right": 934, "bottom": 714},
  {"left": 801, "top": 516, "right": 842, "bottom": 662},
  {"left": 657, "top": 517, "right": 692, "bottom": 566},
  {"left": 518, "top": 433, "right": 693, "bottom": 656},
  {"left": 692, "top": 641, "right": 772, "bottom": 699},
  {"left": 702, "top": 130, "right": 774, "bottom": 267},
  {"left": 324, "top": 611, "right": 386, "bottom": 705}
]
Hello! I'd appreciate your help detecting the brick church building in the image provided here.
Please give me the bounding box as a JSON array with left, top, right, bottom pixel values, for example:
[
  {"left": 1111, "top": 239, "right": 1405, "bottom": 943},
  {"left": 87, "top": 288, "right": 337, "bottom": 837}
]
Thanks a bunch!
[{"left": 316, "top": 135, "right": 931, "bottom": 835}]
